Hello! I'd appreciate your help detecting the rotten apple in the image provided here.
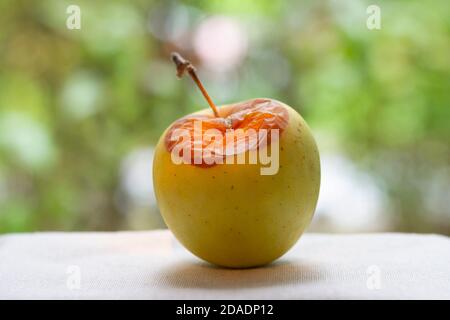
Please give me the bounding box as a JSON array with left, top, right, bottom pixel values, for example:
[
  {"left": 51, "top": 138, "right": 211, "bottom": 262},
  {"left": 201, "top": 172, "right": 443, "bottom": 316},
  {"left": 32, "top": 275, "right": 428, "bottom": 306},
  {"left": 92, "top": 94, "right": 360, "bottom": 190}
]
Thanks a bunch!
[{"left": 153, "top": 53, "right": 320, "bottom": 268}]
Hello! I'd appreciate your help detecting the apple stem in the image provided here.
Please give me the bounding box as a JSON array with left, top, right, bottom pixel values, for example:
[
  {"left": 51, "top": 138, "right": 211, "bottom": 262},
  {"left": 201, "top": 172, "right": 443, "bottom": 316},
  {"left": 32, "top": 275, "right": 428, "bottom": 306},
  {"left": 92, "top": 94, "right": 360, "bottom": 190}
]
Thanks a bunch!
[{"left": 171, "top": 52, "right": 220, "bottom": 118}]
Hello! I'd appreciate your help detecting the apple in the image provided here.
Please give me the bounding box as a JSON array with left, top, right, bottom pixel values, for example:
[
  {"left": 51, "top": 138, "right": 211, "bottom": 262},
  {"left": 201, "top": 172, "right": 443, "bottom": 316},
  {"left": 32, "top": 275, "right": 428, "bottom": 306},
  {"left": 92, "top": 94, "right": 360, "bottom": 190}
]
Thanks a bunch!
[{"left": 153, "top": 53, "right": 320, "bottom": 268}]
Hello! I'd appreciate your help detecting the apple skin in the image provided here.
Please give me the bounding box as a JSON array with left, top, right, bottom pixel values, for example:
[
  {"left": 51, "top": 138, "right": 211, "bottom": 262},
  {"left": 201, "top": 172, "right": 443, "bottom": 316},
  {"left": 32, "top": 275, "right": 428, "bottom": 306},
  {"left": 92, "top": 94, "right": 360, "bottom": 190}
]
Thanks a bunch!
[{"left": 153, "top": 99, "right": 320, "bottom": 268}]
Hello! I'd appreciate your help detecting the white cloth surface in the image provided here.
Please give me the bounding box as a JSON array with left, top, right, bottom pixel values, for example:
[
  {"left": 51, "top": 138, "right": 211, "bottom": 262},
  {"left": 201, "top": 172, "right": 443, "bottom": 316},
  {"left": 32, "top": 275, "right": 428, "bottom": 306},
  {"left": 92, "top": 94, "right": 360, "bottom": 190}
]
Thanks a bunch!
[{"left": 0, "top": 230, "right": 448, "bottom": 300}]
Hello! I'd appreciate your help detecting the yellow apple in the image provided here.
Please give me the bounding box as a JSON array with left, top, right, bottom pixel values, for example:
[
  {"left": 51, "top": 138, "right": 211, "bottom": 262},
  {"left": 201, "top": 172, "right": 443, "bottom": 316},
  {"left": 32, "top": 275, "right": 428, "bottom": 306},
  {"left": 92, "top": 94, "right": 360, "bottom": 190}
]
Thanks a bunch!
[{"left": 152, "top": 53, "right": 320, "bottom": 268}]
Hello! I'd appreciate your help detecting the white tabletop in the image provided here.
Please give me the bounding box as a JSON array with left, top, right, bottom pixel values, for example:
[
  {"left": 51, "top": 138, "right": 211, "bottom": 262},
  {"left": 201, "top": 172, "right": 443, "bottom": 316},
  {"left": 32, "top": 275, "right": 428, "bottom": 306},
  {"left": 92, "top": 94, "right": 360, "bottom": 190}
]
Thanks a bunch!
[{"left": 0, "top": 230, "right": 448, "bottom": 299}]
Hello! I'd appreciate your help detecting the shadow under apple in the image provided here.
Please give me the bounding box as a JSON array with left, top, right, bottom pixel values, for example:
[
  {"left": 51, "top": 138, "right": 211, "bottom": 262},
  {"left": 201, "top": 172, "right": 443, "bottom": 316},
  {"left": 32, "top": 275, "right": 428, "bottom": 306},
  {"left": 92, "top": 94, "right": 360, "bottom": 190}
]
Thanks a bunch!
[{"left": 156, "top": 259, "right": 325, "bottom": 289}]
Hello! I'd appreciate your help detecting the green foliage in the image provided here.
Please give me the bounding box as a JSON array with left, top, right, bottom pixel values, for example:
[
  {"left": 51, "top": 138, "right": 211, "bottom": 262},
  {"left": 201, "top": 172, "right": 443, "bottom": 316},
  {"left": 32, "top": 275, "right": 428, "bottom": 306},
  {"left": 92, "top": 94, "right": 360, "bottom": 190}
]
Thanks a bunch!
[{"left": 0, "top": 0, "right": 448, "bottom": 233}]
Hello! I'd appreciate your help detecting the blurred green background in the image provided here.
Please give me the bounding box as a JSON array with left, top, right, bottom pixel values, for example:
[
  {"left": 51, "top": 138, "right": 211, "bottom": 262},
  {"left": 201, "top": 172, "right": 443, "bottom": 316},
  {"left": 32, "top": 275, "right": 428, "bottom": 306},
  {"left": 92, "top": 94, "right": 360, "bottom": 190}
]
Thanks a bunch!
[{"left": 0, "top": 0, "right": 449, "bottom": 234}]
